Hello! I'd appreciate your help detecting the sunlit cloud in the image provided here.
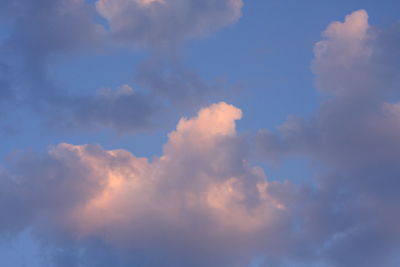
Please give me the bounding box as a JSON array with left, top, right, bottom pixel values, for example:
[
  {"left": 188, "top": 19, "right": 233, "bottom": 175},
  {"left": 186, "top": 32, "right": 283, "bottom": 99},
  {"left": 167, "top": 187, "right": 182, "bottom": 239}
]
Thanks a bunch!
[
  {"left": 1, "top": 3, "right": 400, "bottom": 266},
  {"left": 0, "top": 102, "right": 295, "bottom": 266}
]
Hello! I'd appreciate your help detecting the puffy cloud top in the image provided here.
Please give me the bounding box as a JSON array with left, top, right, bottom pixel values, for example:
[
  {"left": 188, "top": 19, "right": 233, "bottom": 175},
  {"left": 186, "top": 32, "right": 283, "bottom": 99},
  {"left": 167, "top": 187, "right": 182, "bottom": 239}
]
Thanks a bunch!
[
  {"left": 167, "top": 102, "right": 242, "bottom": 148},
  {"left": 0, "top": 102, "right": 292, "bottom": 266}
]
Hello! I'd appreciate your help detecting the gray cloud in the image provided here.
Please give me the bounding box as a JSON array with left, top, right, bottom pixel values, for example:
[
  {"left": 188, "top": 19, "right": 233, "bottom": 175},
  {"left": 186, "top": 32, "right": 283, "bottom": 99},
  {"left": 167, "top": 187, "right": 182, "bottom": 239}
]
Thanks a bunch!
[
  {"left": 96, "top": 0, "right": 243, "bottom": 49},
  {"left": 135, "top": 56, "right": 228, "bottom": 109},
  {"left": 67, "top": 85, "right": 159, "bottom": 133},
  {"left": 257, "top": 10, "right": 400, "bottom": 266},
  {"left": 0, "top": 0, "right": 243, "bottom": 134}
]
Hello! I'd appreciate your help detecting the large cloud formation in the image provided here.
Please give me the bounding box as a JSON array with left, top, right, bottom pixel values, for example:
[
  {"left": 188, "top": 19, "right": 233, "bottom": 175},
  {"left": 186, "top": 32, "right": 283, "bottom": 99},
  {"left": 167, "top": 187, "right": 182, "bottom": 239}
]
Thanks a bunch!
[
  {"left": 0, "top": 102, "right": 297, "bottom": 266},
  {"left": 3, "top": 7, "right": 400, "bottom": 267},
  {"left": 258, "top": 10, "right": 400, "bottom": 266},
  {"left": 0, "top": 0, "right": 243, "bottom": 133}
]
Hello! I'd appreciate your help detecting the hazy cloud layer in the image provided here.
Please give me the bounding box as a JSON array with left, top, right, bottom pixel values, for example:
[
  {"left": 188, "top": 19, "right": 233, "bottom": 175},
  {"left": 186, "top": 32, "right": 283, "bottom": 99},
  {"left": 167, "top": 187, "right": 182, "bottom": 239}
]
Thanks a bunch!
[{"left": 257, "top": 10, "right": 400, "bottom": 266}]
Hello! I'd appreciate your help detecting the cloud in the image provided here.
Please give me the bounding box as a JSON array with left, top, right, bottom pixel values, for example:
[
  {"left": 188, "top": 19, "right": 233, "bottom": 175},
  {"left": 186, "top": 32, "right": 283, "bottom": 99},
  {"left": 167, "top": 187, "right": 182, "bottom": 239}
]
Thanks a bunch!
[
  {"left": 2, "top": 0, "right": 102, "bottom": 54},
  {"left": 257, "top": 9, "right": 400, "bottom": 266},
  {"left": 135, "top": 56, "right": 228, "bottom": 109},
  {"left": 96, "top": 0, "right": 243, "bottom": 48},
  {"left": 0, "top": 0, "right": 243, "bottom": 134},
  {"left": 40, "top": 84, "right": 160, "bottom": 134},
  {"left": 3, "top": 5, "right": 399, "bottom": 267},
  {"left": 0, "top": 102, "right": 297, "bottom": 266},
  {"left": 0, "top": 0, "right": 113, "bottom": 129}
]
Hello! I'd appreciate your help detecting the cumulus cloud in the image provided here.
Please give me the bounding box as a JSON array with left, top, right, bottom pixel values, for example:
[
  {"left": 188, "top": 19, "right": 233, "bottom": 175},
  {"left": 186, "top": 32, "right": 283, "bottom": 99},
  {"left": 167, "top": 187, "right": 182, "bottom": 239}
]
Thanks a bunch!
[
  {"left": 4, "top": 4, "right": 400, "bottom": 267},
  {"left": 96, "top": 0, "right": 243, "bottom": 48},
  {"left": 0, "top": 102, "right": 297, "bottom": 266},
  {"left": 257, "top": 9, "right": 400, "bottom": 266}
]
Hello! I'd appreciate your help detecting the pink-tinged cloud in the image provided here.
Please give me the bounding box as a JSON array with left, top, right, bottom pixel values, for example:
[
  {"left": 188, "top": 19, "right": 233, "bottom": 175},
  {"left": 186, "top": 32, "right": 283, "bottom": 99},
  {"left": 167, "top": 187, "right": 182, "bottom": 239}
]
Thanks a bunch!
[
  {"left": 314, "top": 10, "right": 370, "bottom": 68},
  {"left": 3, "top": 6, "right": 400, "bottom": 267},
  {"left": 0, "top": 102, "right": 296, "bottom": 266}
]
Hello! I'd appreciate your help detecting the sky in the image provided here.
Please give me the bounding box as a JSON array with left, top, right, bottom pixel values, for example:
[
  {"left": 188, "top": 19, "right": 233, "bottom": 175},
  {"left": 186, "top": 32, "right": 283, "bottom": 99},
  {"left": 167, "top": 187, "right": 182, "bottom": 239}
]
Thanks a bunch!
[{"left": 1, "top": 0, "right": 400, "bottom": 266}]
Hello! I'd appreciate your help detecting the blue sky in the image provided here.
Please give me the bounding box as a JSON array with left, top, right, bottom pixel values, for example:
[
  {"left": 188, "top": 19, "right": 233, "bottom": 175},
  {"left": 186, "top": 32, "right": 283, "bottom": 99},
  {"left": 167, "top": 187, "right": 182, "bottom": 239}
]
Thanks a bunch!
[{"left": 1, "top": 0, "right": 400, "bottom": 266}]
